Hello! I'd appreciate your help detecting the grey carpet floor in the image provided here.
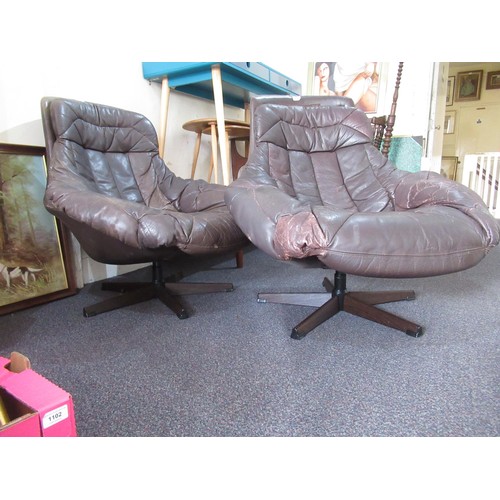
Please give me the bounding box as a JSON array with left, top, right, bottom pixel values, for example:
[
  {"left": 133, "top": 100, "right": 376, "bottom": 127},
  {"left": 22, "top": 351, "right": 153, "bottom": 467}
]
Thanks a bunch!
[{"left": 1, "top": 245, "right": 499, "bottom": 437}]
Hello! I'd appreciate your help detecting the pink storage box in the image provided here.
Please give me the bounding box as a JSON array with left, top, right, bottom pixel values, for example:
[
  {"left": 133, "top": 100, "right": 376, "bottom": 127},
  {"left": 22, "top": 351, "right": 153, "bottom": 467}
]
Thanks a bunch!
[{"left": 0, "top": 356, "right": 77, "bottom": 437}]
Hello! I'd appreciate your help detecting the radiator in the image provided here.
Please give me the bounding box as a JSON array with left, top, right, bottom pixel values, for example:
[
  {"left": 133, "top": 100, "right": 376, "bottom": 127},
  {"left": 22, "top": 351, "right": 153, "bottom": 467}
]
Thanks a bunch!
[{"left": 462, "top": 153, "right": 500, "bottom": 218}]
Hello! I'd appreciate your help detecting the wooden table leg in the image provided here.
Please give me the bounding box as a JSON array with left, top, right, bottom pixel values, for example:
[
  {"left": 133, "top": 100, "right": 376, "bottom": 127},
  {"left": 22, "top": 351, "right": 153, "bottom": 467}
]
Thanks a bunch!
[
  {"left": 211, "top": 64, "right": 230, "bottom": 186},
  {"left": 210, "top": 122, "right": 218, "bottom": 183},
  {"left": 190, "top": 132, "right": 202, "bottom": 179},
  {"left": 225, "top": 129, "right": 231, "bottom": 180},
  {"left": 208, "top": 155, "right": 214, "bottom": 182},
  {"left": 159, "top": 77, "right": 170, "bottom": 160},
  {"left": 244, "top": 103, "right": 250, "bottom": 156}
]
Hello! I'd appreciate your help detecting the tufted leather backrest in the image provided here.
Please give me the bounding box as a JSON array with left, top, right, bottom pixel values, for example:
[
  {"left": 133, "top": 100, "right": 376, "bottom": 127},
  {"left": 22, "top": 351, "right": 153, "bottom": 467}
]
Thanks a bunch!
[
  {"left": 50, "top": 98, "right": 158, "bottom": 154},
  {"left": 42, "top": 97, "right": 171, "bottom": 207},
  {"left": 249, "top": 95, "right": 400, "bottom": 212}
]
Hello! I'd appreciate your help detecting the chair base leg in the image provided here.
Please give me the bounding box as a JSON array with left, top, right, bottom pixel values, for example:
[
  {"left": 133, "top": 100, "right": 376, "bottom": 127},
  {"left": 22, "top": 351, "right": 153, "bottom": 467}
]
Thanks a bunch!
[
  {"left": 83, "top": 261, "right": 234, "bottom": 319},
  {"left": 258, "top": 272, "right": 423, "bottom": 340},
  {"left": 83, "top": 283, "right": 189, "bottom": 319}
]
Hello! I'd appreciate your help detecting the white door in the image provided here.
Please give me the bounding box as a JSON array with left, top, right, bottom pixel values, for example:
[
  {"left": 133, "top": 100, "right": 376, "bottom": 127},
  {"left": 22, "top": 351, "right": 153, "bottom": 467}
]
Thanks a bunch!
[{"left": 423, "top": 62, "right": 448, "bottom": 173}]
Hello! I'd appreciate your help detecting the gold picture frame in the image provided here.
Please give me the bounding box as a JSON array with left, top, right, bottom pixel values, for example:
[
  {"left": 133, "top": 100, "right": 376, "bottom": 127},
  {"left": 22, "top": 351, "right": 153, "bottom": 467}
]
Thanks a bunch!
[
  {"left": 0, "top": 143, "right": 77, "bottom": 315},
  {"left": 455, "top": 70, "right": 483, "bottom": 102}
]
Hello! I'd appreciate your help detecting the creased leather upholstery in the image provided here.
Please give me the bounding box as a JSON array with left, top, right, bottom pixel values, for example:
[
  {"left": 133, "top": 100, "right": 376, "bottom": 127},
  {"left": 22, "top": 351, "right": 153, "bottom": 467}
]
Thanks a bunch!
[
  {"left": 42, "top": 97, "right": 247, "bottom": 265},
  {"left": 225, "top": 96, "right": 499, "bottom": 278}
]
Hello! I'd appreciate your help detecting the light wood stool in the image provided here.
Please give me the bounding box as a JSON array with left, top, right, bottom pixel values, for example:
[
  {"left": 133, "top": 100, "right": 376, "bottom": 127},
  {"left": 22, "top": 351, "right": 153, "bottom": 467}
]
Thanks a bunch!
[{"left": 183, "top": 118, "right": 249, "bottom": 183}]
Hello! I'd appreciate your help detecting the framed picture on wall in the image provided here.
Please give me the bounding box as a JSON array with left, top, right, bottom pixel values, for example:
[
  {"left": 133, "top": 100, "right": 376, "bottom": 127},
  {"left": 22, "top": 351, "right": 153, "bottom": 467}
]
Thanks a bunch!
[
  {"left": 455, "top": 70, "right": 483, "bottom": 102},
  {"left": 440, "top": 156, "right": 458, "bottom": 181},
  {"left": 444, "top": 110, "right": 456, "bottom": 134},
  {"left": 0, "top": 143, "right": 77, "bottom": 315},
  {"left": 307, "top": 62, "right": 381, "bottom": 113},
  {"left": 486, "top": 70, "right": 500, "bottom": 90},
  {"left": 446, "top": 76, "right": 455, "bottom": 106}
]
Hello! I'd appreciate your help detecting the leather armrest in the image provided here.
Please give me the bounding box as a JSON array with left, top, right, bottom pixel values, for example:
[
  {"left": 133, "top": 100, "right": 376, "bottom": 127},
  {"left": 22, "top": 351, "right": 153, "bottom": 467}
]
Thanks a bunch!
[
  {"left": 154, "top": 157, "right": 226, "bottom": 212},
  {"left": 45, "top": 181, "right": 155, "bottom": 249},
  {"left": 225, "top": 164, "right": 311, "bottom": 258},
  {"left": 176, "top": 180, "right": 227, "bottom": 212},
  {"left": 394, "top": 171, "right": 499, "bottom": 247}
]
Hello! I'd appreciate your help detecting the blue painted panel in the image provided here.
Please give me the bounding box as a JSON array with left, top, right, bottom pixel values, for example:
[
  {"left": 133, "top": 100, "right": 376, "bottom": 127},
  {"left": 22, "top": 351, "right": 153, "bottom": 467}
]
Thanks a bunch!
[{"left": 142, "top": 62, "right": 302, "bottom": 108}]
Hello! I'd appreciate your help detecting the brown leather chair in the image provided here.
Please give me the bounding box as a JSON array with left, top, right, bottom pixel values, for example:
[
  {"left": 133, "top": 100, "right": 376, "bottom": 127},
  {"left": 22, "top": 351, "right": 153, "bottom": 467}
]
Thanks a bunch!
[
  {"left": 225, "top": 95, "right": 500, "bottom": 339},
  {"left": 41, "top": 97, "right": 247, "bottom": 318}
]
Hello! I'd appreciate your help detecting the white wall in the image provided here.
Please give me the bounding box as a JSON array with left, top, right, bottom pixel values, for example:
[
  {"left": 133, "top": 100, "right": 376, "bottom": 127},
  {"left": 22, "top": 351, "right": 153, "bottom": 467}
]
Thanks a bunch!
[
  {"left": 443, "top": 62, "right": 500, "bottom": 173},
  {"left": 385, "top": 62, "right": 434, "bottom": 137}
]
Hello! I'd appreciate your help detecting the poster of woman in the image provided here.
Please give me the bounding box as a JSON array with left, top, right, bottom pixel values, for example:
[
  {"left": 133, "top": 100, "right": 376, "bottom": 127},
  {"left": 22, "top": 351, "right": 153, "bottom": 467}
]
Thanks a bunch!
[{"left": 310, "top": 61, "right": 380, "bottom": 113}]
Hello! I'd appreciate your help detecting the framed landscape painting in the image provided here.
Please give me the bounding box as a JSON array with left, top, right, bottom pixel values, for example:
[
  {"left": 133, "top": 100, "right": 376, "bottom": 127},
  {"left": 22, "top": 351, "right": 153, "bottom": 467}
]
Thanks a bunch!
[{"left": 0, "top": 143, "right": 76, "bottom": 315}]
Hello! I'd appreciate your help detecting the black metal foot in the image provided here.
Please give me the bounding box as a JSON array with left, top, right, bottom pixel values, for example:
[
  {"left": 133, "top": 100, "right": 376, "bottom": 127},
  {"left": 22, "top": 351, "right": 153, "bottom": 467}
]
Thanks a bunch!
[
  {"left": 291, "top": 328, "right": 307, "bottom": 340},
  {"left": 406, "top": 326, "right": 424, "bottom": 338}
]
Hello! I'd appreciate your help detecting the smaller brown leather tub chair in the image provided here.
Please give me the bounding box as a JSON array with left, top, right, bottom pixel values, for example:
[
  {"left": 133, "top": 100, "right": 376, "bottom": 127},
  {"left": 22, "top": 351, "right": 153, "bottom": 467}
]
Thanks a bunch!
[
  {"left": 41, "top": 97, "right": 247, "bottom": 318},
  {"left": 225, "top": 95, "right": 500, "bottom": 339}
]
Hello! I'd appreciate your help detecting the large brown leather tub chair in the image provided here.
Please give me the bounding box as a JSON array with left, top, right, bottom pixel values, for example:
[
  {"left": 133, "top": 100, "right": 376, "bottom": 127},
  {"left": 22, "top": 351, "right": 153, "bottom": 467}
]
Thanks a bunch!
[
  {"left": 41, "top": 97, "right": 247, "bottom": 318},
  {"left": 225, "top": 95, "right": 499, "bottom": 339}
]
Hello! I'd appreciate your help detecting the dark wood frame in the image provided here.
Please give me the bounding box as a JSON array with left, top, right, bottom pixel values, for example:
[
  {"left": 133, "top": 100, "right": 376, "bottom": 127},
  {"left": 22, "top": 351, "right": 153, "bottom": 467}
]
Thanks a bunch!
[
  {"left": 370, "top": 62, "right": 404, "bottom": 158},
  {"left": 0, "top": 143, "right": 77, "bottom": 315},
  {"left": 485, "top": 70, "right": 500, "bottom": 90},
  {"left": 455, "top": 70, "right": 483, "bottom": 102}
]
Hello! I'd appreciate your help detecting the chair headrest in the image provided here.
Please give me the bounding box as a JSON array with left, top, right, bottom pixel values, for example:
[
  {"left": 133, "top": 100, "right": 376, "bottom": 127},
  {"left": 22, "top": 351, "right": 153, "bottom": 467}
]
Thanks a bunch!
[
  {"left": 44, "top": 97, "right": 159, "bottom": 154},
  {"left": 251, "top": 95, "right": 374, "bottom": 152}
]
